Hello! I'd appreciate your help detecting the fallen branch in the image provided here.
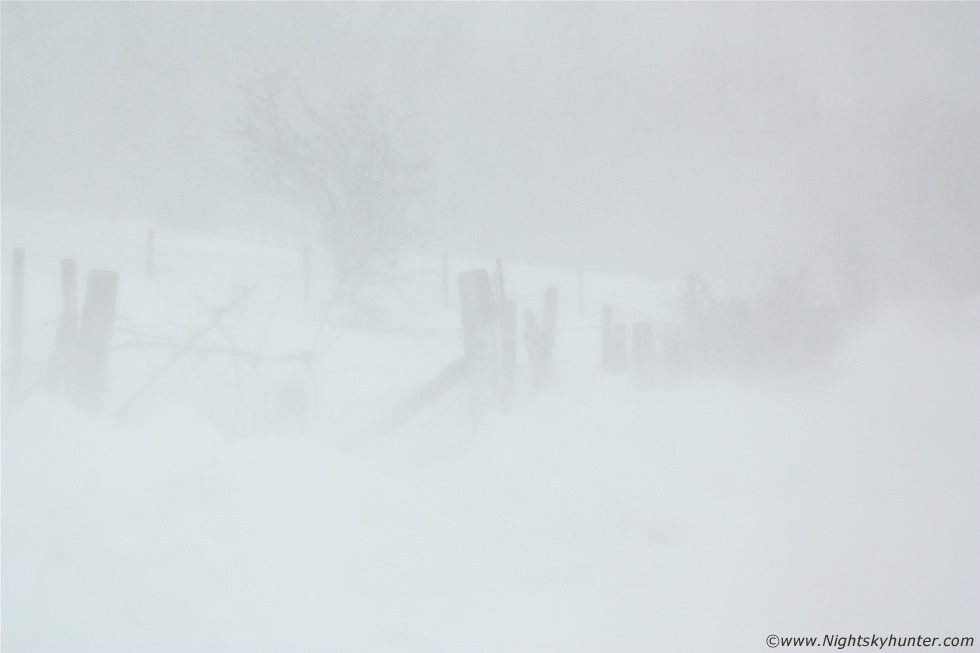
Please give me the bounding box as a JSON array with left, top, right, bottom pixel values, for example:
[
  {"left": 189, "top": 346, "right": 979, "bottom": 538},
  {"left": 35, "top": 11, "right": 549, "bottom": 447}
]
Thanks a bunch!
[
  {"left": 113, "top": 288, "right": 255, "bottom": 420},
  {"left": 365, "top": 357, "right": 466, "bottom": 436}
]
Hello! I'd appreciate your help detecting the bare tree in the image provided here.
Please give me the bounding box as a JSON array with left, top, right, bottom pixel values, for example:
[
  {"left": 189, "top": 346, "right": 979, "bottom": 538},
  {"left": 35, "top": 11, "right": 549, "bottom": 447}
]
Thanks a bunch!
[{"left": 239, "top": 69, "right": 432, "bottom": 289}]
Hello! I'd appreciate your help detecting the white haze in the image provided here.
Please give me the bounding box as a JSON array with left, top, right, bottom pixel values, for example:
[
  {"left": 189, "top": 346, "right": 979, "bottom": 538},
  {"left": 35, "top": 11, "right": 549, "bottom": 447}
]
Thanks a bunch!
[
  {"left": 2, "top": 3, "right": 979, "bottom": 652},
  {"left": 3, "top": 2, "right": 978, "bottom": 288}
]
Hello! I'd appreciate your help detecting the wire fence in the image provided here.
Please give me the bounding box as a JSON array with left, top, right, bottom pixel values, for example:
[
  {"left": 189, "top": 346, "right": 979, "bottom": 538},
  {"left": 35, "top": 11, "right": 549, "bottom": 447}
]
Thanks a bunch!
[{"left": 5, "top": 234, "right": 679, "bottom": 436}]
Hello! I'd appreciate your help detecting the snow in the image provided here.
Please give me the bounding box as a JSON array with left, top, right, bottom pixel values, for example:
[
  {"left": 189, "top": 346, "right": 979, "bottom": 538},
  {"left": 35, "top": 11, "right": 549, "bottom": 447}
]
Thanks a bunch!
[{"left": 2, "top": 209, "right": 979, "bottom": 651}]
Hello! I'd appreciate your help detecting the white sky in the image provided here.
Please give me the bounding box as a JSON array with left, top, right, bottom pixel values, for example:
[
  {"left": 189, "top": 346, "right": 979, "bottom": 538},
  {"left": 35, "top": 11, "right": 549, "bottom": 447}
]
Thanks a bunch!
[{"left": 2, "top": 2, "right": 978, "bottom": 289}]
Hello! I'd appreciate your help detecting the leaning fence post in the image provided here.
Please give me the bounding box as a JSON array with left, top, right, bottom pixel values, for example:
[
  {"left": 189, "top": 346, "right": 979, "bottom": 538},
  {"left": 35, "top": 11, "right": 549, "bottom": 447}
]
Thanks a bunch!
[
  {"left": 368, "top": 358, "right": 467, "bottom": 435},
  {"left": 44, "top": 259, "right": 79, "bottom": 392},
  {"left": 72, "top": 270, "right": 119, "bottom": 412}
]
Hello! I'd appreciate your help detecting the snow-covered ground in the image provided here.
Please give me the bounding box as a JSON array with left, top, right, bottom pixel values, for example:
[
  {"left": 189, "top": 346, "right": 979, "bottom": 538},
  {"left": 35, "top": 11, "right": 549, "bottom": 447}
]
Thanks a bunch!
[{"left": 3, "top": 209, "right": 978, "bottom": 651}]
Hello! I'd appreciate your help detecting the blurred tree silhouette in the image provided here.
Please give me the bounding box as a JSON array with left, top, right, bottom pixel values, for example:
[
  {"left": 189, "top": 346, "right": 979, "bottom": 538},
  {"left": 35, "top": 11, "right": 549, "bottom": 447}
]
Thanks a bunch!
[{"left": 239, "top": 70, "right": 432, "bottom": 289}]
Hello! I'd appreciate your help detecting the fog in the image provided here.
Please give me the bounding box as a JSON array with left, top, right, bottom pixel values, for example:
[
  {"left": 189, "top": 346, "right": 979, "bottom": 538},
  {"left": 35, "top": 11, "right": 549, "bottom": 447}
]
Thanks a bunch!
[
  {"left": 2, "top": 3, "right": 979, "bottom": 651},
  {"left": 4, "top": 2, "right": 978, "bottom": 288}
]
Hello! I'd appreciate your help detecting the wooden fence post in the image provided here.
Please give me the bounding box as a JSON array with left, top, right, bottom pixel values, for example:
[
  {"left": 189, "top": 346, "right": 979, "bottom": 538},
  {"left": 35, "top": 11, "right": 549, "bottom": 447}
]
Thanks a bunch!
[
  {"left": 540, "top": 287, "right": 558, "bottom": 372},
  {"left": 601, "top": 305, "right": 629, "bottom": 374},
  {"left": 45, "top": 259, "right": 78, "bottom": 392},
  {"left": 459, "top": 269, "right": 495, "bottom": 357},
  {"left": 303, "top": 242, "right": 312, "bottom": 301},
  {"left": 6, "top": 247, "right": 25, "bottom": 399},
  {"left": 526, "top": 289, "right": 558, "bottom": 388},
  {"left": 523, "top": 308, "right": 541, "bottom": 384},
  {"left": 494, "top": 257, "right": 517, "bottom": 399},
  {"left": 458, "top": 269, "right": 499, "bottom": 420},
  {"left": 495, "top": 256, "right": 506, "bottom": 304},
  {"left": 145, "top": 228, "right": 155, "bottom": 280},
  {"left": 72, "top": 270, "right": 119, "bottom": 412}
]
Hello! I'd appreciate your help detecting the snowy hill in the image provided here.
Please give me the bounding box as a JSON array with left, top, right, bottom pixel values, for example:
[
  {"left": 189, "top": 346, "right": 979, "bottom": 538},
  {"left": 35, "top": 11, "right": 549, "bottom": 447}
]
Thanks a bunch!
[{"left": 2, "top": 209, "right": 978, "bottom": 651}]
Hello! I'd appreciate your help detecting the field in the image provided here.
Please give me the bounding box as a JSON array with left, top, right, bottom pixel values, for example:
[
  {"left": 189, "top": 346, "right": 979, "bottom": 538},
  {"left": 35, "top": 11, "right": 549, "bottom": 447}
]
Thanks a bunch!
[{"left": 3, "top": 208, "right": 979, "bottom": 651}]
